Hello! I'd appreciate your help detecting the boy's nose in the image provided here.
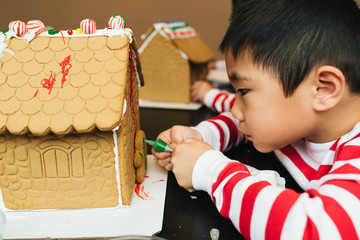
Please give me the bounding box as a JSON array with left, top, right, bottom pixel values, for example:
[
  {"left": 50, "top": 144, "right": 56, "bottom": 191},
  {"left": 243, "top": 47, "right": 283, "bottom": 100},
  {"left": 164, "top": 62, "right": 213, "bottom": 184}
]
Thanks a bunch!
[{"left": 231, "top": 99, "right": 244, "bottom": 121}]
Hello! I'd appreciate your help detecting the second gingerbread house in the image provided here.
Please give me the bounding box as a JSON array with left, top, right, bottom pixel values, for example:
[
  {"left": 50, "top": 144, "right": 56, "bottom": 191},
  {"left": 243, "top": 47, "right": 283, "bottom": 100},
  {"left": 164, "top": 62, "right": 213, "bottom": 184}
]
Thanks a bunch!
[{"left": 138, "top": 21, "right": 215, "bottom": 104}]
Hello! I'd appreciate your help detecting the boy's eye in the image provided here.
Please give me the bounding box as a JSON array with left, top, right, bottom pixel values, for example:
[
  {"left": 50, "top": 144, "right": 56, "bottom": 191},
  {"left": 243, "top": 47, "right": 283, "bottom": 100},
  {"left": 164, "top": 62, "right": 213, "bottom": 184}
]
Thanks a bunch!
[{"left": 237, "top": 89, "right": 249, "bottom": 96}]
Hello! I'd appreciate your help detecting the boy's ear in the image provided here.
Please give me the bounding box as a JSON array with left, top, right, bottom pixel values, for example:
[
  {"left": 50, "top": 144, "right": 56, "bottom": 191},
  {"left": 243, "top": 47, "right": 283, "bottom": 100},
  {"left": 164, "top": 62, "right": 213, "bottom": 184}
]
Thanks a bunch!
[{"left": 312, "top": 65, "right": 345, "bottom": 112}]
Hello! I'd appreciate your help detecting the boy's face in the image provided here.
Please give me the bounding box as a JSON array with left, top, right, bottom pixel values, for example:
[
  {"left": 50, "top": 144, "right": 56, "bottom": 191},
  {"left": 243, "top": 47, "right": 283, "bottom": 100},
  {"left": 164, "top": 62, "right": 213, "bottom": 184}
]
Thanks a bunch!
[{"left": 226, "top": 50, "right": 315, "bottom": 153}]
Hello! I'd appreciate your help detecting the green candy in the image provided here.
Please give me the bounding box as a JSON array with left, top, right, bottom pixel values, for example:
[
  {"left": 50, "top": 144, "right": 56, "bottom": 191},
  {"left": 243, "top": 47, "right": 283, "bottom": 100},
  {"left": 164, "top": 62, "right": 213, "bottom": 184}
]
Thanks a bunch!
[{"left": 48, "top": 29, "right": 59, "bottom": 35}]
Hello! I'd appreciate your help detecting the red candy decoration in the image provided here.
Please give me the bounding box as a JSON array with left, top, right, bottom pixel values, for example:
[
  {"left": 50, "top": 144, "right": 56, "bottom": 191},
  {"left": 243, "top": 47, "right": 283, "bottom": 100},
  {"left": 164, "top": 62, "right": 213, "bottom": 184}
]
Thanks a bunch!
[
  {"left": 80, "top": 19, "right": 96, "bottom": 34},
  {"left": 9, "top": 20, "right": 27, "bottom": 36},
  {"left": 67, "top": 29, "right": 73, "bottom": 35},
  {"left": 27, "top": 20, "right": 45, "bottom": 35},
  {"left": 108, "top": 15, "right": 126, "bottom": 30}
]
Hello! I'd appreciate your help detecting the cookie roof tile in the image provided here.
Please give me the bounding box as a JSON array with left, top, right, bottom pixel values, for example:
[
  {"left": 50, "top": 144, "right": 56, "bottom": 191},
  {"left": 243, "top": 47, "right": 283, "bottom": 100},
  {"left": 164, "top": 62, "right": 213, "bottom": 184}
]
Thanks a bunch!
[
  {"left": 16, "top": 84, "right": 34, "bottom": 101},
  {"left": 0, "top": 72, "right": 6, "bottom": 85},
  {"left": 14, "top": 48, "right": 35, "bottom": 63},
  {"left": 0, "top": 26, "right": 139, "bottom": 136},
  {"left": 7, "top": 72, "right": 28, "bottom": 88}
]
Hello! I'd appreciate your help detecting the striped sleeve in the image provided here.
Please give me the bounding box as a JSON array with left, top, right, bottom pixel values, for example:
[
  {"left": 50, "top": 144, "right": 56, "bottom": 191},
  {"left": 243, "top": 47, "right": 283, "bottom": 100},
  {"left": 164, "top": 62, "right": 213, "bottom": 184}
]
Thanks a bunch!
[
  {"left": 193, "top": 112, "right": 245, "bottom": 151},
  {"left": 204, "top": 89, "right": 236, "bottom": 113},
  {"left": 193, "top": 152, "right": 360, "bottom": 239}
]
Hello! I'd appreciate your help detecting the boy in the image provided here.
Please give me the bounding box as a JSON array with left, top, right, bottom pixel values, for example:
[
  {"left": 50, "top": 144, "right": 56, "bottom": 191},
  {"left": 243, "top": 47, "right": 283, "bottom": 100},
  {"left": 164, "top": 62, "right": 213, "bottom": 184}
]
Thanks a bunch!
[{"left": 153, "top": 0, "right": 360, "bottom": 239}]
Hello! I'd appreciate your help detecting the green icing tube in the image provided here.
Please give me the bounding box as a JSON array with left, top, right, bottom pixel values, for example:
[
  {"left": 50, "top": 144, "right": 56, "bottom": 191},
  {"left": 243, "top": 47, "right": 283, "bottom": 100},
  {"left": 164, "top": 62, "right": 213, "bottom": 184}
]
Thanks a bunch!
[{"left": 144, "top": 139, "right": 174, "bottom": 152}]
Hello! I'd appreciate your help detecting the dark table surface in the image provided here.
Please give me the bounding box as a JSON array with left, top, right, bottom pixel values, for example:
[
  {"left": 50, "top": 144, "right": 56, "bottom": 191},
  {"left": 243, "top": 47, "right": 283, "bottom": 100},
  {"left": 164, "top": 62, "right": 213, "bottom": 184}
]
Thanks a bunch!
[{"left": 140, "top": 106, "right": 302, "bottom": 240}]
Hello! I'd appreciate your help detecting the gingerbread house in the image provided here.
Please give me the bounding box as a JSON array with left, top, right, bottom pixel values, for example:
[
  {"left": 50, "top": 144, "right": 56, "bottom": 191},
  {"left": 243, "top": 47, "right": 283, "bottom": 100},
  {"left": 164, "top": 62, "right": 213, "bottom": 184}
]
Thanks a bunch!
[
  {"left": 0, "top": 16, "right": 147, "bottom": 210},
  {"left": 138, "top": 21, "right": 215, "bottom": 104}
]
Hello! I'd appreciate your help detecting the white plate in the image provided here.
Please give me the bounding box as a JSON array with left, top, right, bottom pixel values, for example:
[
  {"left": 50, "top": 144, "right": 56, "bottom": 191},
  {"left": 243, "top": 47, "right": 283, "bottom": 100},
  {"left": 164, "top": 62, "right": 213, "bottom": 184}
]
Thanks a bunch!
[{"left": 139, "top": 99, "right": 202, "bottom": 110}]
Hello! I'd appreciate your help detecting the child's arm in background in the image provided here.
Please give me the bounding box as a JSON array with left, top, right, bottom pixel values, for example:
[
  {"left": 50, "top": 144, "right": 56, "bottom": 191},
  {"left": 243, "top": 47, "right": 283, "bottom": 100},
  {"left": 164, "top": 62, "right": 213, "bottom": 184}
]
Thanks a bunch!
[{"left": 191, "top": 80, "right": 236, "bottom": 113}]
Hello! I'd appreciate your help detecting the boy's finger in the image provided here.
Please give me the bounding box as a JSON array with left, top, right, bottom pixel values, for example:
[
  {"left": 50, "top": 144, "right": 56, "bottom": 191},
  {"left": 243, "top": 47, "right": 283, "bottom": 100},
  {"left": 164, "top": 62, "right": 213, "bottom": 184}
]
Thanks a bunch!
[
  {"left": 151, "top": 149, "right": 171, "bottom": 159},
  {"left": 157, "top": 158, "right": 171, "bottom": 167},
  {"left": 165, "top": 163, "right": 173, "bottom": 171},
  {"left": 169, "top": 143, "right": 177, "bottom": 149},
  {"left": 184, "top": 137, "right": 198, "bottom": 143}
]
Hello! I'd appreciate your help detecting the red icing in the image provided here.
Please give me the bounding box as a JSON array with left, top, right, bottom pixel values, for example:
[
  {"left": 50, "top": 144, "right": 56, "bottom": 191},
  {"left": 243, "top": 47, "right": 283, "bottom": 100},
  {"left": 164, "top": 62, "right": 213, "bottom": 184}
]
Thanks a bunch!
[
  {"left": 40, "top": 71, "right": 57, "bottom": 94},
  {"left": 33, "top": 89, "right": 39, "bottom": 97},
  {"left": 135, "top": 184, "right": 151, "bottom": 200},
  {"left": 152, "top": 179, "right": 164, "bottom": 184},
  {"left": 57, "top": 28, "right": 66, "bottom": 45},
  {"left": 59, "top": 55, "right": 72, "bottom": 88},
  {"left": 34, "top": 55, "right": 72, "bottom": 97}
]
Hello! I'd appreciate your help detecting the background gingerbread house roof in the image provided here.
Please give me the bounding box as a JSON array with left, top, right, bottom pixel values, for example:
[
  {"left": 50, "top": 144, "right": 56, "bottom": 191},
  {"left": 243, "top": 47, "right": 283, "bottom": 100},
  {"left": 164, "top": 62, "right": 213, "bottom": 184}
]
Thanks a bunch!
[
  {"left": 138, "top": 21, "right": 215, "bottom": 63},
  {"left": 0, "top": 33, "right": 141, "bottom": 136}
]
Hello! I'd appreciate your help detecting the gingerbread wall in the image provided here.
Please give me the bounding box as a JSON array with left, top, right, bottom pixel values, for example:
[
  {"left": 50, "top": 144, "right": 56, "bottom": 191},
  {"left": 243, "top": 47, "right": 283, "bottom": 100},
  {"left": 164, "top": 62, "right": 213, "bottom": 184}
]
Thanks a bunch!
[
  {"left": 0, "top": 131, "right": 120, "bottom": 210},
  {"left": 0, "top": 0, "right": 231, "bottom": 59}
]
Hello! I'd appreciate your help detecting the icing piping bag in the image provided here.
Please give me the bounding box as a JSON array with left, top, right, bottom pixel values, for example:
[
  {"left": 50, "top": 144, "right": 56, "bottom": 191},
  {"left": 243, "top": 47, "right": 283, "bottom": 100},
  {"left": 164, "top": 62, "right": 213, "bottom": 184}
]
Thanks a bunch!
[{"left": 144, "top": 138, "right": 174, "bottom": 152}]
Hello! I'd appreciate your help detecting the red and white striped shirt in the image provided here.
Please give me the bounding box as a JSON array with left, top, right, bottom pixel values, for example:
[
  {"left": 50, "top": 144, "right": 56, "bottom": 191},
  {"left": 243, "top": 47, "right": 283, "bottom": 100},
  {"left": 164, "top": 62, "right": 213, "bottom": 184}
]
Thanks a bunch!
[
  {"left": 204, "top": 88, "right": 236, "bottom": 113},
  {"left": 193, "top": 92, "right": 360, "bottom": 239}
]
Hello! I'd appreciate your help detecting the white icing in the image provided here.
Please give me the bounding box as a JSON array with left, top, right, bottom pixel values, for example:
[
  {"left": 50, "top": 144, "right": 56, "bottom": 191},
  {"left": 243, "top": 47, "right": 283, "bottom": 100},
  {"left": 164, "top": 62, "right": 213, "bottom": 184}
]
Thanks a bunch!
[
  {"left": 60, "top": 28, "right": 131, "bottom": 42},
  {"left": 112, "top": 125, "right": 122, "bottom": 207},
  {"left": 111, "top": 98, "right": 128, "bottom": 208},
  {"left": 138, "top": 23, "right": 166, "bottom": 54},
  {"left": 162, "top": 21, "right": 198, "bottom": 39},
  {"left": 130, "top": 47, "right": 143, "bottom": 90},
  {"left": 0, "top": 34, "right": 14, "bottom": 60},
  {"left": 24, "top": 32, "right": 36, "bottom": 42},
  {"left": 178, "top": 49, "right": 189, "bottom": 60},
  {"left": 168, "top": 26, "right": 198, "bottom": 39},
  {"left": 16, "top": 27, "right": 133, "bottom": 41},
  {"left": 0, "top": 27, "right": 134, "bottom": 61},
  {"left": 138, "top": 23, "right": 189, "bottom": 60}
]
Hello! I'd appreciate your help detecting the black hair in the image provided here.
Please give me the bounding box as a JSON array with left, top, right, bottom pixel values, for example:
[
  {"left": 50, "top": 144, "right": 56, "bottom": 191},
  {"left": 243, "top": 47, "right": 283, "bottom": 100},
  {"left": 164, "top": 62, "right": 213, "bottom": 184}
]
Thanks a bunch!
[{"left": 220, "top": 0, "right": 360, "bottom": 97}]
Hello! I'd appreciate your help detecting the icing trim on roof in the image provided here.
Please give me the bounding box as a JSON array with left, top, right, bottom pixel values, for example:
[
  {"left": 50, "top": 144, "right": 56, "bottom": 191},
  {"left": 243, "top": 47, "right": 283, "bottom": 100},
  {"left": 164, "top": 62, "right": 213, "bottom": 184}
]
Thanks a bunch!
[
  {"left": 0, "top": 28, "right": 134, "bottom": 61},
  {"left": 163, "top": 21, "right": 198, "bottom": 39},
  {"left": 0, "top": 34, "right": 14, "bottom": 60},
  {"left": 138, "top": 24, "right": 189, "bottom": 60}
]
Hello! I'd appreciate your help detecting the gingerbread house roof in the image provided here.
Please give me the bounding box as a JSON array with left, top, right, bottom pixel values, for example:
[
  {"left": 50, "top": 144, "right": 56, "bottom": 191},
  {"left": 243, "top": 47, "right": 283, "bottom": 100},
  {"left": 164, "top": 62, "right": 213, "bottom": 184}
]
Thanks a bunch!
[
  {"left": 138, "top": 21, "right": 215, "bottom": 63},
  {"left": 0, "top": 28, "right": 142, "bottom": 136}
]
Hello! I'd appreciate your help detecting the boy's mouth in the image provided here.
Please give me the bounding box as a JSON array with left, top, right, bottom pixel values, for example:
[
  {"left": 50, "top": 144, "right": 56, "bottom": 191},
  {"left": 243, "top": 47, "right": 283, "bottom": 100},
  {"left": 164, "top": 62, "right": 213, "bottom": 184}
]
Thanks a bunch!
[{"left": 239, "top": 129, "right": 251, "bottom": 139}]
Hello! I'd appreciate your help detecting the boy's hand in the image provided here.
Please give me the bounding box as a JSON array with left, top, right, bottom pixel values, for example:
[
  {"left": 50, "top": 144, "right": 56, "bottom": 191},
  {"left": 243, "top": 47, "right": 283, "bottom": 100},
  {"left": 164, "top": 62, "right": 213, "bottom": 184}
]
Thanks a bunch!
[
  {"left": 190, "top": 80, "right": 214, "bottom": 103},
  {"left": 171, "top": 138, "right": 214, "bottom": 192},
  {"left": 152, "top": 125, "right": 203, "bottom": 171}
]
